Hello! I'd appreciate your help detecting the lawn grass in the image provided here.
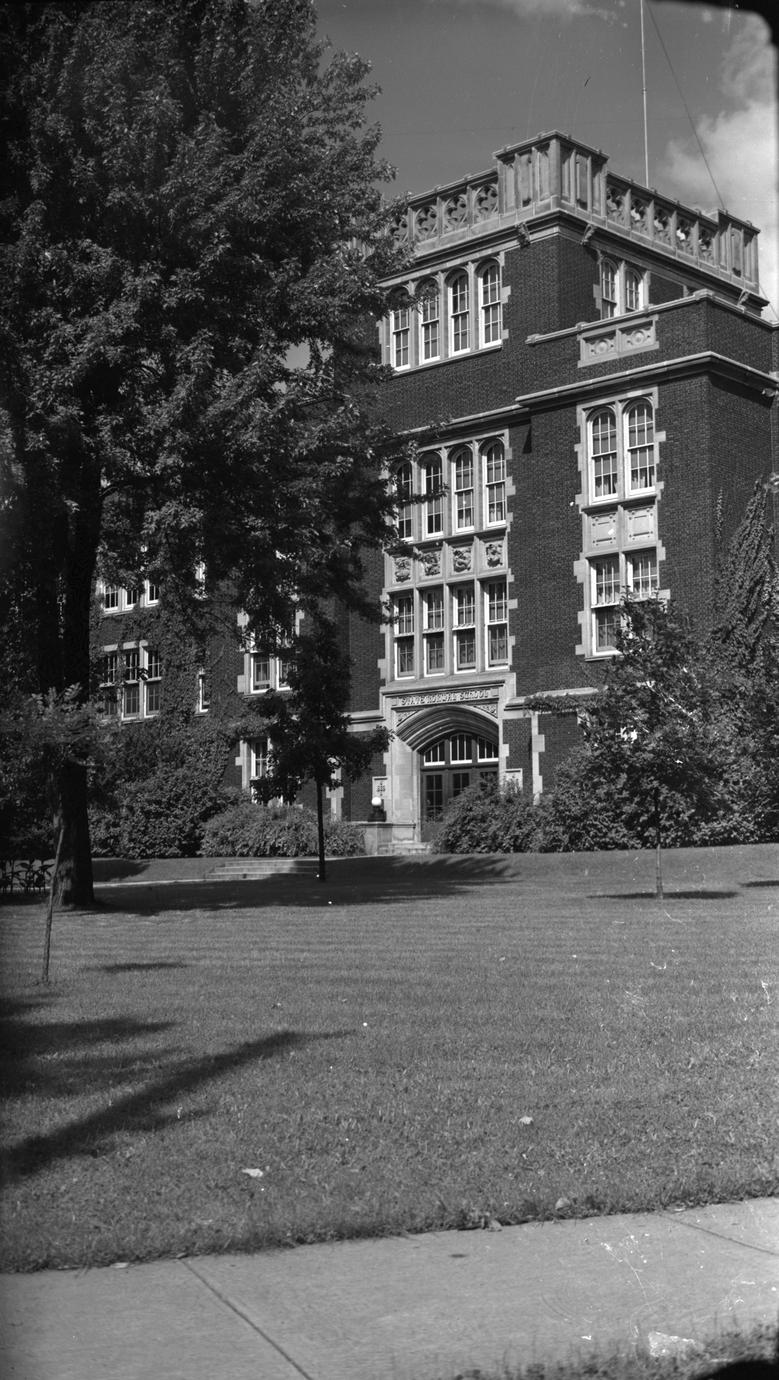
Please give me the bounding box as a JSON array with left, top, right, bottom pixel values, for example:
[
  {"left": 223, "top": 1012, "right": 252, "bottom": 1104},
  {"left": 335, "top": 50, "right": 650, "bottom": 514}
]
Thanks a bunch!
[
  {"left": 440, "top": 1322, "right": 777, "bottom": 1379},
  {"left": 0, "top": 847, "right": 777, "bottom": 1272}
]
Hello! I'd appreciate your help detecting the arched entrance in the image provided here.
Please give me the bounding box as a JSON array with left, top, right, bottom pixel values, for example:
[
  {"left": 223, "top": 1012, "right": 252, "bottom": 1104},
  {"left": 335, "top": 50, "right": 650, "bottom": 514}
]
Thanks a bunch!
[
  {"left": 419, "top": 730, "right": 499, "bottom": 838},
  {"left": 393, "top": 706, "right": 500, "bottom": 842}
]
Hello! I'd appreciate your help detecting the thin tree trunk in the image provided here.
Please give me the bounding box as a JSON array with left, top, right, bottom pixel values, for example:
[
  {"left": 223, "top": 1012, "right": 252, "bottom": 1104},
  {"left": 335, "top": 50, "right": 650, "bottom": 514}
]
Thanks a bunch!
[
  {"left": 653, "top": 784, "right": 663, "bottom": 901},
  {"left": 53, "top": 758, "right": 94, "bottom": 907},
  {"left": 41, "top": 821, "right": 66, "bottom": 984},
  {"left": 316, "top": 777, "right": 326, "bottom": 883}
]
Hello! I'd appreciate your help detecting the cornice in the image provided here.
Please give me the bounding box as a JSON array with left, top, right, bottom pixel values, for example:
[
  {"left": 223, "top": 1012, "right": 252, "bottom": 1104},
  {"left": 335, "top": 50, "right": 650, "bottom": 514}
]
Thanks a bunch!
[{"left": 514, "top": 351, "right": 778, "bottom": 411}]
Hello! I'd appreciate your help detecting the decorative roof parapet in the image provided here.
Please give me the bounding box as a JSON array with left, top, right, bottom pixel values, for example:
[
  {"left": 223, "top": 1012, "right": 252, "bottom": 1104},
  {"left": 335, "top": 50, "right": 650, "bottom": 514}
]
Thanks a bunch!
[{"left": 392, "top": 130, "right": 760, "bottom": 294}]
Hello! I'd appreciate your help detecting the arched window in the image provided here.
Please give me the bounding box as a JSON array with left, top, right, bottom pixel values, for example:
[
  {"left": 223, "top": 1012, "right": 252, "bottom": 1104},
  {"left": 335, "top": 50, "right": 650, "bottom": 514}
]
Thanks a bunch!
[
  {"left": 601, "top": 259, "right": 645, "bottom": 318},
  {"left": 422, "top": 454, "right": 443, "bottom": 535},
  {"left": 624, "top": 267, "right": 643, "bottom": 312},
  {"left": 450, "top": 446, "right": 474, "bottom": 530},
  {"left": 589, "top": 408, "right": 618, "bottom": 498},
  {"left": 448, "top": 271, "right": 470, "bottom": 353},
  {"left": 600, "top": 260, "right": 617, "bottom": 318},
  {"left": 395, "top": 461, "right": 413, "bottom": 540},
  {"left": 418, "top": 279, "right": 440, "bottom": 362},
  {"left": 389, "top": 291, "right": 410, "bottom": 368},
  {"left": 481, "top": 440, "right": 506, "bottom": 525},
  {"left": 625, "top": 401, "right": 654, "bottom": 491},
  {"left": 478, "top": 261, "right": 501, "bottom": 345}
]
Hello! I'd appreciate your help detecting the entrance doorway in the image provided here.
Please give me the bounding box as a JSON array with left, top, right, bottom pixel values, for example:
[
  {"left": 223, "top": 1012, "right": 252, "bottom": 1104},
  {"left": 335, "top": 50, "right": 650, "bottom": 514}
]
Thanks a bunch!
[{"left": 420, "top": 731, "right": 498, "bottom": 840}]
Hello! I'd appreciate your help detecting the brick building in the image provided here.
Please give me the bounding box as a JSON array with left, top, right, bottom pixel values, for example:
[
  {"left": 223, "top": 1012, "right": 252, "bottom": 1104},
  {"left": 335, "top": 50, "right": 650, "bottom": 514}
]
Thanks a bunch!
[
  {"left": 95, "top": 131, "right": 778, "bottom": 849},
  {"left": 343, "top": 130, "right": 778, "bottom": 847}
]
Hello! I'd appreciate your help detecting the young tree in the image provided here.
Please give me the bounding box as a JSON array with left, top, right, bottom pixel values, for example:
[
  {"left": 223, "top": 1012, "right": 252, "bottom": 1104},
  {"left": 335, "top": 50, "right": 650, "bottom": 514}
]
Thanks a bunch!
[
  {"left": 582, "top": 598, "right": 727, "bottom": 898},
  {"left": 247, "top": 614, "right": 389, "bottom": 881},
  {"left": 708, "top": 481, "right": 779, "bottom": 840},
  {"left": 1, "top": 0, "right": 406, "bottom": 904}
]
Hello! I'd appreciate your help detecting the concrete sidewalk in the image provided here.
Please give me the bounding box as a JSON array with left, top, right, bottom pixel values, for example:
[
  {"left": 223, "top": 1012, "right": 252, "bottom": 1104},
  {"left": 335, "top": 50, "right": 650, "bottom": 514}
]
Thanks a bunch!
[{"left": 1, "top": 1199, "right": 777, "bottom": 1380}]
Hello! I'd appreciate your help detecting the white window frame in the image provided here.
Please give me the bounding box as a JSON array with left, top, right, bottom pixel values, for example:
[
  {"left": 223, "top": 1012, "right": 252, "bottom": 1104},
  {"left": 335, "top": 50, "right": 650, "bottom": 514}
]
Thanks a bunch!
[
  {"left": 418, "top": 279, "right": 440, "bottom": 362},
  {"left": 395, "top": 592, "right": 414, "bottom": 637},
  {"left": 394, "top": 592, "right": 415, "bottom": 678},
  {"left": 395, "top": 461, "right": 413, "bottom": 541},
  {"left": 423, "top": 454, "right": 444, "bottom": 536},
  {"left": 482, "top": 440, "right": 506, "bottom": 526},
  {"left": 99, "top": 650, "right": 120, "bottom": 716},
  {"left": 485, "top": 578, "right": 508, "bottom": 667},
  {"left": 422, "top": 587, "right": 446, "bottom": 676},
  {"left": 448, "top": 271, "right": 470, "bottom": 355},
  {"left": 591, "top": 556, "right": 621, "bottom": 653},
  {"left": 588, "top": 549, "right": 659, "bottom": 655},
  {"left": 477, "top": 736, "right": 499, "bottom": 763},
  {"left": 144, "top": 648, "right": 162, "bottom": 716},
  {"left": 451, "top": 446, "right": 474, "bottom": 531},
  {"left": 586, "top": 398, "right": 656, "bottom": 505},
  {"left": 626, "top": 548, "right": 659, "bottom": 599},
  {"left": 600, "top": 258, "right": 645, "bottom": 319},
  {"left": 625, "top": 400, "right": 655, "bottom": 494},
  {"left": 249, "top": 736, "right": 270, "bottom": 795},
  {"left": 589, "top": 408, "right": 619, "bottom": 501},
  {"left": 122, "top": 648, "right": 141, "bottom": 718},
  {"left": 453, "top": 582, "right": 476, "bottom": 672},
  {"left": 197, "top": 669, "right": 211, "bottom": 714},
  {"left": 478, "top": 261, "right": 501, "bottom": 346},
  {"left": 250, "top": 651, "right": 272, "bottom": 693},
  {"left": 390, "top": 293, "right": 411, "bottom": 370}
]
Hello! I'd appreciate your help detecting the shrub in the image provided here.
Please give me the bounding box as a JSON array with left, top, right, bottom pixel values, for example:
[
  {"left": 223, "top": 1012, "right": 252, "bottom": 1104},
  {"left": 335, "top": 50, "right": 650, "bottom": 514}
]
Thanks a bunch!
[
  {"left": 434, "top": 779, "right": 539, "bottom": 854},
  {"left": 117, "top": 769, "right": 238, "bottom": 858},
  {"left": 87, "top": 802, "right": 122, "bottom": 858},
  {"left": 201, "top": 801, "right": 365, "bottom": 858},
  {"left": 532, "top": 752, "right": 636, "bottom": 853}
]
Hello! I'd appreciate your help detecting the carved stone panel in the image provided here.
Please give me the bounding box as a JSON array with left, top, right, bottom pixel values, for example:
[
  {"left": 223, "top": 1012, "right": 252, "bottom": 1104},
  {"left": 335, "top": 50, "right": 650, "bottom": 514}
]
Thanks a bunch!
[
  {"left": 419, "top": 547, "right": 442, "bottom": 578},
  {"left": 393, "top": 554, "right": 412, "bottom": 583},
  {"left": 451, "top": 546, "right": 472, "bottom": 573}
]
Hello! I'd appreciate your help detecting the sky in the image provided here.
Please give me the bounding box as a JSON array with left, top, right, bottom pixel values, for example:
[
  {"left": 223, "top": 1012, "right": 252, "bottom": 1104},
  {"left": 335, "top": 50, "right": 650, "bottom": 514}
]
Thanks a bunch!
[{"left": 316, "top": 0, "right": 778, "bottom": 319}]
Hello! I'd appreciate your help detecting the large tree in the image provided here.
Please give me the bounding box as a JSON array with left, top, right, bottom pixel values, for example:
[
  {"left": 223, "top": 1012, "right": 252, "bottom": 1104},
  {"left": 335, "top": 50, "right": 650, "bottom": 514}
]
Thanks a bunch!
[
  {"left": 1, "top": 0, "right": 405, "bottom": 903},
  {"left": 246, "top": 612, "right": 389, "bottom": 881}
]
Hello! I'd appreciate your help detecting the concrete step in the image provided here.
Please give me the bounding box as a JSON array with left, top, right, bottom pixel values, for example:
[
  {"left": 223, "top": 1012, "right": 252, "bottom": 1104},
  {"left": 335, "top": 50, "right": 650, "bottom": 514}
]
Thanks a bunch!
[{"left": 206, "top": 858, "right": 319, "bottom": 880}]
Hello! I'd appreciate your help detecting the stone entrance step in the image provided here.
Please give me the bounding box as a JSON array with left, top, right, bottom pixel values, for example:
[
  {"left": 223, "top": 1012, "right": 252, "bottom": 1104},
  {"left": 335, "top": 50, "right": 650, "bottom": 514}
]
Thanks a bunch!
[{"left": 206, "top": 858, "right": 319, "bottom": 880}]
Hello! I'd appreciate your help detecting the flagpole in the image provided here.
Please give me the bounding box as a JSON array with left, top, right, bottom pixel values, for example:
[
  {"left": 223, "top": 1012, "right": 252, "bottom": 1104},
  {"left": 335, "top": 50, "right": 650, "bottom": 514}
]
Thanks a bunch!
[{"left": 640, "top": 0, "right": 649, "bottom": 184}]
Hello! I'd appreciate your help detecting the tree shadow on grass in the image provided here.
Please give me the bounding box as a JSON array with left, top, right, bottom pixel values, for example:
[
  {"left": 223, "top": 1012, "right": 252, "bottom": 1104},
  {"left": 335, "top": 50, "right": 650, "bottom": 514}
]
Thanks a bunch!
[
  {"left": 92, "top": 857, "right": 525, "bottom": 916},
  {"left": 0, "top": 1012, "right": 178, "bottom": 1098},
  {"left": 3, "top": 1026, "right": 355, "bottom": 1181},
  {"left": 88, "top": 961, "right": 190, "bottom": 973}
]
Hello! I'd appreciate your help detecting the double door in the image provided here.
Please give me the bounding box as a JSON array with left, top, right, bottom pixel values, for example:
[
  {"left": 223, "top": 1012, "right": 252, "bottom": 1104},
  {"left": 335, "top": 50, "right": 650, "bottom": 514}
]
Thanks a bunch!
[{"left": 419, "top": 731, "right": 498, "bottom": 840}]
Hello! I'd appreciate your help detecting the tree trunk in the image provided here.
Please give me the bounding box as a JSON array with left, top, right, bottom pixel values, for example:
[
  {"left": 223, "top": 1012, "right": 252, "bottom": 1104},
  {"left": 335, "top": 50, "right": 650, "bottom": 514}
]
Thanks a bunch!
[
  {"left": 53, "top": 758, "right": 94, "bottom": 908},
  {"left": 653, "top": 784, "right": 663, "bottom": 901},
  {"left": 33, "top": 447, "right": 101, "bottom": 910},
  {"left": 42, "top": 820, "right": 66, "bottom": 983},
  {"left": 315, "top": 776, "right": 326, "bottom": 883}
]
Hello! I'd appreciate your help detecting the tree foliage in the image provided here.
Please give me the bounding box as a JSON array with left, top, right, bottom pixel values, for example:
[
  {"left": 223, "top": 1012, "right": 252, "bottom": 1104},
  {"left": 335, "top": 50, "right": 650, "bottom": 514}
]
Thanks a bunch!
[
  {"left": 244, "top": 613, "right": 389, "bottom": 878},
  {"left": 1, "top": 0, "right": 405, "bottom": 901}
]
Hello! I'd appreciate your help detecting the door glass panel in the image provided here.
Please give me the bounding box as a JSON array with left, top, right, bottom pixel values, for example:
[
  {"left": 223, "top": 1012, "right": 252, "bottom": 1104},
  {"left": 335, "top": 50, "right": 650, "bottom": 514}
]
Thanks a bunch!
[
  {"left": 452, "top": 772, "right": 470, "bottom": 798},
  {"left": 424, "top": 774, "right": 444, "bottom": 820}
]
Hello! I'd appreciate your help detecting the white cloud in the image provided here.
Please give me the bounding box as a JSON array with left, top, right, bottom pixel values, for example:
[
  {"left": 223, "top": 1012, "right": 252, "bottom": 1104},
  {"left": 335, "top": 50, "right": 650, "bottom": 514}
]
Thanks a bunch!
[
  {"left": 658, "top": 16, "right": 778, "bottom": 319},
  {"left": 424, "top": 0, "right": 620, "bottom": 20}
]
